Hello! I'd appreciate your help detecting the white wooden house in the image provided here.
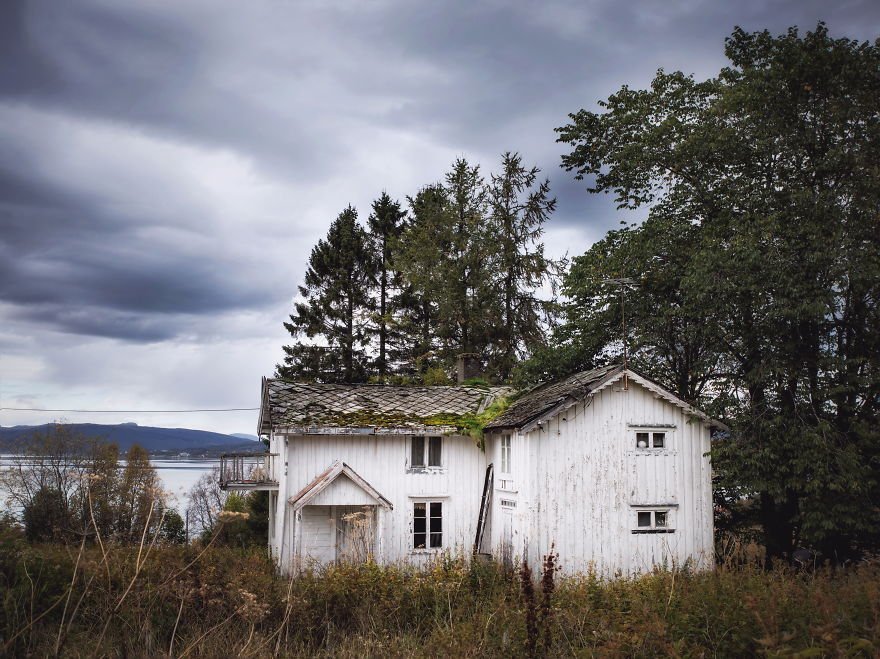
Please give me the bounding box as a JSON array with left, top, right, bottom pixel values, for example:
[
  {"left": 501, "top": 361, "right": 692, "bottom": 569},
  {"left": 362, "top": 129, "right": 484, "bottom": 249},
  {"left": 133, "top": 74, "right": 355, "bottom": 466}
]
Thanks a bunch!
[{"left": 220, "top": 364, "right": 723, "bottom": 576}]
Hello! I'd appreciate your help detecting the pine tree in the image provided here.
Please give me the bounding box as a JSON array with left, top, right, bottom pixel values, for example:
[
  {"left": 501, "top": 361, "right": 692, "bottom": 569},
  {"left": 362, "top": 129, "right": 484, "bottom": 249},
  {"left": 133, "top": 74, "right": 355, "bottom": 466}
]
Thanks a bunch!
[
  {"left": 367, "top": 192, "right": 407, "bottom": 378},
  {"left": 485, "top": 152, "right": 559, "bottom": 380},
  {"left": 278, "top": 206, "right": 378, "bottom": 383}
]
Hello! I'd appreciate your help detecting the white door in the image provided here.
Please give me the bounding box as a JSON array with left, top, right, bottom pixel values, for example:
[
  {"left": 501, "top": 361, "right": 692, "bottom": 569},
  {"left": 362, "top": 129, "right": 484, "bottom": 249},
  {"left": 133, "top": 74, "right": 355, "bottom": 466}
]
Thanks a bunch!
[
  {"left": 300, "top": 505, "right": 335, "bottom": 566},
  {"left": 500, "top": 502, "right": 515, "bottom": 567}
]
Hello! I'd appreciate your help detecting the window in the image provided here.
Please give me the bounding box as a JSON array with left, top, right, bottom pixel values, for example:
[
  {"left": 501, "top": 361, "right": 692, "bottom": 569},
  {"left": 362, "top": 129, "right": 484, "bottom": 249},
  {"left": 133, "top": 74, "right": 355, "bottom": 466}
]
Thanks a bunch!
[
  {"left": 632, "top": 508, "right": 674, "bottom": 533},
  {"left": 411, "top": 436, "right": 425, "bottom": 468},
  {"left": 633, "top": 428, "right": 670, "bottom": 450},
  {"left": 500, "top": 434, "right": 511, "bottom": 474},
  {"left": 413, "top": 501, "right": 443, "bottom": 549},
  {"left": 410, "top": 436, "right": 442, "bottom": 469}
]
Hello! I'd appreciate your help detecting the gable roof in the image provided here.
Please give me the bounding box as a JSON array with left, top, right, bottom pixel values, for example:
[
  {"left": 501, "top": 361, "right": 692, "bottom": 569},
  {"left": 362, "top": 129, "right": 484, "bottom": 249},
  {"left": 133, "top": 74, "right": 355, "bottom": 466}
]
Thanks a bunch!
[
  {"left": 484, "top": 364, "right": 726, "bottom": 432},
  {"left": 259, "top": 378, "right": 511, "bottom": 435},
  {"left": 484, "top": 364, "right": 623, "bottom": 431},
  {"left": 288, "top": 460, "right": 393, "bottom": 510}
]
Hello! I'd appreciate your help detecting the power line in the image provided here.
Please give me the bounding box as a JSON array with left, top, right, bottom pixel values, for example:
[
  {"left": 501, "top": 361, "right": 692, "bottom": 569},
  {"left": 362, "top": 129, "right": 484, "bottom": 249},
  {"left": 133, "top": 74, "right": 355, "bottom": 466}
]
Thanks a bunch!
[{"left": 0, "top": 407, "right": 259, "bottom": 413}]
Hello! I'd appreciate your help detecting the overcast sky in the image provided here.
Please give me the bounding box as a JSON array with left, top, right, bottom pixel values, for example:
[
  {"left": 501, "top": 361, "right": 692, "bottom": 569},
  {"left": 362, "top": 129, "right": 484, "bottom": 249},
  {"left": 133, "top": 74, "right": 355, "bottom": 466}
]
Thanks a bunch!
[{"left": 1, "top": 1, "right": 876, "bottom": 435}]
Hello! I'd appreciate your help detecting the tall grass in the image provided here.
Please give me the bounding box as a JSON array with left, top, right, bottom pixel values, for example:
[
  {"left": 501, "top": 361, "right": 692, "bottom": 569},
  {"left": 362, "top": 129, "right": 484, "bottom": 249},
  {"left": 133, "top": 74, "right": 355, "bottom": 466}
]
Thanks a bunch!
[{"left": 1, "top": 521, "right": 878, "bottom": 657}]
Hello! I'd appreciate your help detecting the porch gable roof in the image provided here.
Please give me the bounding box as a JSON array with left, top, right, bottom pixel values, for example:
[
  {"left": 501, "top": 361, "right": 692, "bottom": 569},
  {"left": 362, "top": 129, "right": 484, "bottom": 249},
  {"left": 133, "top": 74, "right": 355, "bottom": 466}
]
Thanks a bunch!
[{"left": 288, "top": 460, "right": 393, "bottom": 511}]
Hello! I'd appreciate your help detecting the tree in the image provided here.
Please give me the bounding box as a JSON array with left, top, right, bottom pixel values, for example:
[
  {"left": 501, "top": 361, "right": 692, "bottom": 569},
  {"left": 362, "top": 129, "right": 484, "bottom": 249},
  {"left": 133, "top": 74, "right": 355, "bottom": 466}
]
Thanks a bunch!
[
  {"left": 367, "top": 192, "right": 408, "bottom": 378},
  {"left": 485, "top": 152, "right": 560, "bottom": 380},
  {"left": 185, "top": 468, "right": 227, "bottom": 540},
  {"left": 556, "top": 24, "right": 880, "bottom": 561},
  {"left": 278, "top": 206, "right": 378, "bottom": 383},
  {"left": 117, "top": 445, "right": 164, "bottom": 543},
  {"left": 396, "top": 159, "right": 497, "bottom": 376},
  {"left": 159, "top": 508, "right": 187, "bottom": 544}
]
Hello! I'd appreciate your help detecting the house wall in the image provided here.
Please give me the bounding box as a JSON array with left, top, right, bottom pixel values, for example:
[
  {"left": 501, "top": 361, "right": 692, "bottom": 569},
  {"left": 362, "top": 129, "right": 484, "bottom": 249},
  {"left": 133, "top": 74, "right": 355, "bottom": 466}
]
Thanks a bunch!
[
  {"left": 485, "top": 378, "right": 713, "bottom": 576},
  {"left": 272, "top": 432, "right": 487, "bottom": 571}
]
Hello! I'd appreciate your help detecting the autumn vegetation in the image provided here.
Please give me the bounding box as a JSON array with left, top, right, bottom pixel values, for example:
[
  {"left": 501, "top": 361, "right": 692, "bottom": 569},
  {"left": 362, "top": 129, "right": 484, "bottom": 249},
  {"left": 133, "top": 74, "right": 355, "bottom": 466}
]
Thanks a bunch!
[{"left": 1, "top": 22, "right": 879, "bottom": 658}]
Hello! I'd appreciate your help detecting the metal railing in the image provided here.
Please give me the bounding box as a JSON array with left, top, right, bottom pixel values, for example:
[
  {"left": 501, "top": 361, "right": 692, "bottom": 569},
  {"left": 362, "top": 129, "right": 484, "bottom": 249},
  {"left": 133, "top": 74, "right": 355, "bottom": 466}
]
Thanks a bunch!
[{"left": 219, "top": 452, "right": 278, "bottom": 489}]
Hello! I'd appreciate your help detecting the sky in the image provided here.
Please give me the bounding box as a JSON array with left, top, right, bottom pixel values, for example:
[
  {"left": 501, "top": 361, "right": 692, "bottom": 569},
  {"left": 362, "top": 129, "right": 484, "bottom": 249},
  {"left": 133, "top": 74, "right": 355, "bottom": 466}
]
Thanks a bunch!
[{"left": 1, "top": 1, "right": 877, "bottom": 435}]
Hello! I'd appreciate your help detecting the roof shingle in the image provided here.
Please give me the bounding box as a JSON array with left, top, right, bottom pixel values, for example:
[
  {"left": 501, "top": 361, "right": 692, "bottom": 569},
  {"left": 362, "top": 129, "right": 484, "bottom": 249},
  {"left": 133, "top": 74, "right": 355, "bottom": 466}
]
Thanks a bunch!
[
  {"left": 484, "top": 364, "right": 623, "bottom": 430},
  {"left": 260, "top": 379, "right": 512, "bottom": 434}
]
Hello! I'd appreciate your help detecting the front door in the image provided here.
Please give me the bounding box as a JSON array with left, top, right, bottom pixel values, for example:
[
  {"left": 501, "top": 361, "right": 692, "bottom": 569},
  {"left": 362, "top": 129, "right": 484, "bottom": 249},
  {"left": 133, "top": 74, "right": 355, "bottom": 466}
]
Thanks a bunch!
[{"left": 335, "top": 505, "right": 375, "bottom": 563}]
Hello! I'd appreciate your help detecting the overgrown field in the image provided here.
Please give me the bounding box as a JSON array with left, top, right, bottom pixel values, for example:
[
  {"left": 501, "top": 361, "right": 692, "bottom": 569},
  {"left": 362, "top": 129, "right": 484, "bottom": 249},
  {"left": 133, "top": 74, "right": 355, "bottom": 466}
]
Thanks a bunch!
[{"left": 1, "top": 525, "right": 878, "bottom": 657}]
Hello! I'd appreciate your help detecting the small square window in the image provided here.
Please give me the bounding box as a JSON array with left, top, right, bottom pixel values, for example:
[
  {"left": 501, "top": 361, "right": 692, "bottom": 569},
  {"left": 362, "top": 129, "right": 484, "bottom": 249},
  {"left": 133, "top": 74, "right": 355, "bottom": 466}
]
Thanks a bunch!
[
  {"left": 655, "top": 511, "right": 667, "bottom": 527},
  {"left": 637, "top": 511, "right": 652, "bottom": 527},
  {"left": 636, "top": 432, "right": 650, "bottom": 448},
  {"left": 652, "top": 433, "right": 665, "bottom": 448},
  {"left": 633, "top": 509, "right": 674, "bottom": 533}
]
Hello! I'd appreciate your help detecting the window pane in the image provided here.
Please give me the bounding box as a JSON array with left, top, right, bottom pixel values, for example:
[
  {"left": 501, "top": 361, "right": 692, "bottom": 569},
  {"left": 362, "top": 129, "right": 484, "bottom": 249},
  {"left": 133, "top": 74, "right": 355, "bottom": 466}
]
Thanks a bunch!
[
  {"left": 414, "top": 533, "right": 426, "bottom": 548},
  {"left": 653, "top": 433, "right": 665, "bottom": 448},
  {"left": 411, "top": 436, "right": 425, "bottom": 467},
  {"left": 429, "top": 532, "right": 442, "bottom": 548},
  {"left": 429, "top": 502, "right": 442, "bottom": 518},
  {"left": 655, "top": 511, "right": 667, "bottom": 527},
  {"left": 430, "top": 514, "right": 442, "bottom": 534},
  {"left": 413, "top": 502, "right": 426, "bottom": 548},
  {"left": 637, "top": 511, "right": 651, "bottom": 527},
  {"left": 414, "top": 502, "right": 426, "bottom": 517},
  {"left": 636, "top": 432, "right": 649, "bottom": 448},
  {"left": 414, "top": 516, "right": 426, "bottom": 533},
  {"left": 428, "top": 436, "right": 442, "bottom": 466}
]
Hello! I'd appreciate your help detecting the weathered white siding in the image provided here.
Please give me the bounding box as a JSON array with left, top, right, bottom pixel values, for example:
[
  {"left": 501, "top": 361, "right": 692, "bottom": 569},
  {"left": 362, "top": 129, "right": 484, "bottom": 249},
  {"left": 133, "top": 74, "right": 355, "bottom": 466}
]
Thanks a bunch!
[
  {"left": 485, "top": 377, "right": 713, "bottom": 576},
  {"left": 267, "top": 371, "right": 714, "bottom": 576},
  {"left": 271, "top": 433, "right": 487, "bottom": 570}
]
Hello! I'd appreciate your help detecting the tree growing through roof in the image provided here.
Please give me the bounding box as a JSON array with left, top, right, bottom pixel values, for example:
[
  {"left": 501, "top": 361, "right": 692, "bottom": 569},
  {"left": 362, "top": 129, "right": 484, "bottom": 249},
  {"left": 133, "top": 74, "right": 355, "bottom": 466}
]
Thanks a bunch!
[
  {"left": 278, "top": 205, "right": 378, "bottom": 383},
  {"left": 554, "top": 23, "right": 880, "bottom": 562}
]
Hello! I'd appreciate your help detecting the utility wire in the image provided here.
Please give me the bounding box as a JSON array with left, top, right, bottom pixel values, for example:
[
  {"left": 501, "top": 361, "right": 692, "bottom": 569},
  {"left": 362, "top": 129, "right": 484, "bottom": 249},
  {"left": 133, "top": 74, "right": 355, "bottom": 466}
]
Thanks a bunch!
[{"left": 0, "top": 407, "right": 259, "bottom": 413}]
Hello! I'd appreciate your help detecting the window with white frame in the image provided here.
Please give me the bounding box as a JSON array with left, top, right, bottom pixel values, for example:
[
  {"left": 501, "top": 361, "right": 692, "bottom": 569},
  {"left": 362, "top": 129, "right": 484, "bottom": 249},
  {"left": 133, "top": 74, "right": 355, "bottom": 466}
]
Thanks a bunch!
[
  {"left": 633, "top": 427, "right": 671, "bottom": 451},
  {"left": 413, "top": 501, "right": 443, "bottom": 549},
  {"left": 500, "top": 434, "right": 511, "bottom": 474},
  {"left": 631, "top": 507, "right": 675, "bottom": 533},
  {"left": 410, "top": 435, "right": 442, "bottom": 469}
]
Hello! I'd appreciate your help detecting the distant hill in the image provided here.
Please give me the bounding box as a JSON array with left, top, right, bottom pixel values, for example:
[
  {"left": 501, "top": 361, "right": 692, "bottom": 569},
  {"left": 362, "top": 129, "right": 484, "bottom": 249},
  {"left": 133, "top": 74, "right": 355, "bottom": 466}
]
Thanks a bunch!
[{"left": 0, "top": 423, "right": 261, "bottom": 457}]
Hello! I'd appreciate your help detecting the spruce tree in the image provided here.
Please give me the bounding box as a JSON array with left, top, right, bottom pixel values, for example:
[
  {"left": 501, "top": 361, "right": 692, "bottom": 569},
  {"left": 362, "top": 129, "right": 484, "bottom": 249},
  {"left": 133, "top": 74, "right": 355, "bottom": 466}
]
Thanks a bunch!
[
  {"left": 367, "top": 192, "right": 407, "bottom": 378},
  {"left": 278, "top": 206, "right": 377, "bottom": 383},
  {"left": 485, "top": 152, "right": 559, "bottom": 380}
]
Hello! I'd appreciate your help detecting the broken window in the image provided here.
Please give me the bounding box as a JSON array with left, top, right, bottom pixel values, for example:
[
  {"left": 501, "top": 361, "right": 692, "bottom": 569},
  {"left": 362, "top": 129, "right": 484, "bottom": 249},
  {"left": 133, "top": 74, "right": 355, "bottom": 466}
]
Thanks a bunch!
[
  {"left": 633, "top": 509, "right": 674, "bottom": 532},
  {"left": 634, "top": 428, "right": 671, "bottom": 450},
  {"left": 413, "top": 501, "right": 443, "bottom": 549}
]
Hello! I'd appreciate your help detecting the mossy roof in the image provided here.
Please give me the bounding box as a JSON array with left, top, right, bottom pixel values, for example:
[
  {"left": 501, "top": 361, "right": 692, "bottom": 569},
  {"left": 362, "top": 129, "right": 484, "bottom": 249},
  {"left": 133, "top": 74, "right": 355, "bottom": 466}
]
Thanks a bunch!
[
  {"left": 259, "top": 379, "right": 513, "bottom": 435},
  {"left": 484, "top": 364, "right": 624, "bottom": 431}
]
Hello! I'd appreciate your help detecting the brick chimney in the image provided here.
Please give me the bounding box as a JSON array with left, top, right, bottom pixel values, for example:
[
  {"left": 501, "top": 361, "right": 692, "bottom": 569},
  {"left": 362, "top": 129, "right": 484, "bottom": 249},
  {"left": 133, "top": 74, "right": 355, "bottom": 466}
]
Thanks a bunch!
[{"left": 455, "top": 353, "right": 482, "bottom": 384}]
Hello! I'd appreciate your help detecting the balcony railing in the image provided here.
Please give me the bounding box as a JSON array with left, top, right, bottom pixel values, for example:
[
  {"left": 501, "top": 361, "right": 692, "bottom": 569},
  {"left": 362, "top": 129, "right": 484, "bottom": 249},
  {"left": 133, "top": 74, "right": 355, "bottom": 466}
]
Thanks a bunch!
[{"left": 219, "top": 452, "right": 279, "bottom": 490}]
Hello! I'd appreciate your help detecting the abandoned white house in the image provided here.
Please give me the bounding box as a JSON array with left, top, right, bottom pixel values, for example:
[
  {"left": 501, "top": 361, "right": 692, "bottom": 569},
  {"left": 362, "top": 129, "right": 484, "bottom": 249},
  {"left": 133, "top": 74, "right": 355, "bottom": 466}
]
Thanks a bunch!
[{"left": 220, "top": 364, "right": 722, "bottom": 576}]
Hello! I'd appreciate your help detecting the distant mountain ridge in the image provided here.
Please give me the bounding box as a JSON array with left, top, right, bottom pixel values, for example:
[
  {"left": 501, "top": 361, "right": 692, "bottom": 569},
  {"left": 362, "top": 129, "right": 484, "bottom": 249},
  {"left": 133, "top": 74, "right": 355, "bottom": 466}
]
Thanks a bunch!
[{"left": 0, "top": 423, "right": 261, "bottom": 456}]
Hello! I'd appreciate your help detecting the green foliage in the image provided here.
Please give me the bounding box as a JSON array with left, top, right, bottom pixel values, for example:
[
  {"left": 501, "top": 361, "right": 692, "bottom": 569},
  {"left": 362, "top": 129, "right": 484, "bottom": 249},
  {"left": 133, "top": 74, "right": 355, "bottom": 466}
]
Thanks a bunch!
[
  {"left": 278, "top": 205, "right": 378, "bottom": 383},
  {"left": 554, "top": 23, "right": 880, "bottom": 561},
  {"left": 281, "top": 153, "right": 561, "bottom": 385},
  {"left": 159, "top": 508, "right": 186, "bottom": 544},
  {"left": 22, "top": 487, "right": 68, "bottom": 543}
]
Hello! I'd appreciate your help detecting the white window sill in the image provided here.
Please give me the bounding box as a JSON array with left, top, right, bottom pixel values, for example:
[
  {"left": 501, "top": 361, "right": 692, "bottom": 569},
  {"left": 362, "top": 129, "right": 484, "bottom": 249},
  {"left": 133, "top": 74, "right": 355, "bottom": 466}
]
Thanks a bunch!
[
  {"left": 407, "top": 467, "right": 446, "bottom": 474},
  {"left": 631, "top": 529, "right": 676, "bottom": 534},
  {"left": 410, "top": 548, "right": 444, "bottom": 554}
]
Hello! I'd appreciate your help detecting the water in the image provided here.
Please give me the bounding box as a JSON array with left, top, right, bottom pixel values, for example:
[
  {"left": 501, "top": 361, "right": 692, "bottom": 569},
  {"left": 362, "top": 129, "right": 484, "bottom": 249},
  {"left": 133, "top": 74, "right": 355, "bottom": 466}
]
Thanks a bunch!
[{"left": 0, "top": 456, "right": 217, "bottom": 513}]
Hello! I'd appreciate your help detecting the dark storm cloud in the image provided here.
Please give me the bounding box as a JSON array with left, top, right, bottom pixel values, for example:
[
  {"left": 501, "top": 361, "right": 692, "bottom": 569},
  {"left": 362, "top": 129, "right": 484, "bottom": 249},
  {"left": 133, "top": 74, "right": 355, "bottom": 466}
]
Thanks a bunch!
[{"left": 1, "top": 0, "right": 878, "bottom": 347}]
